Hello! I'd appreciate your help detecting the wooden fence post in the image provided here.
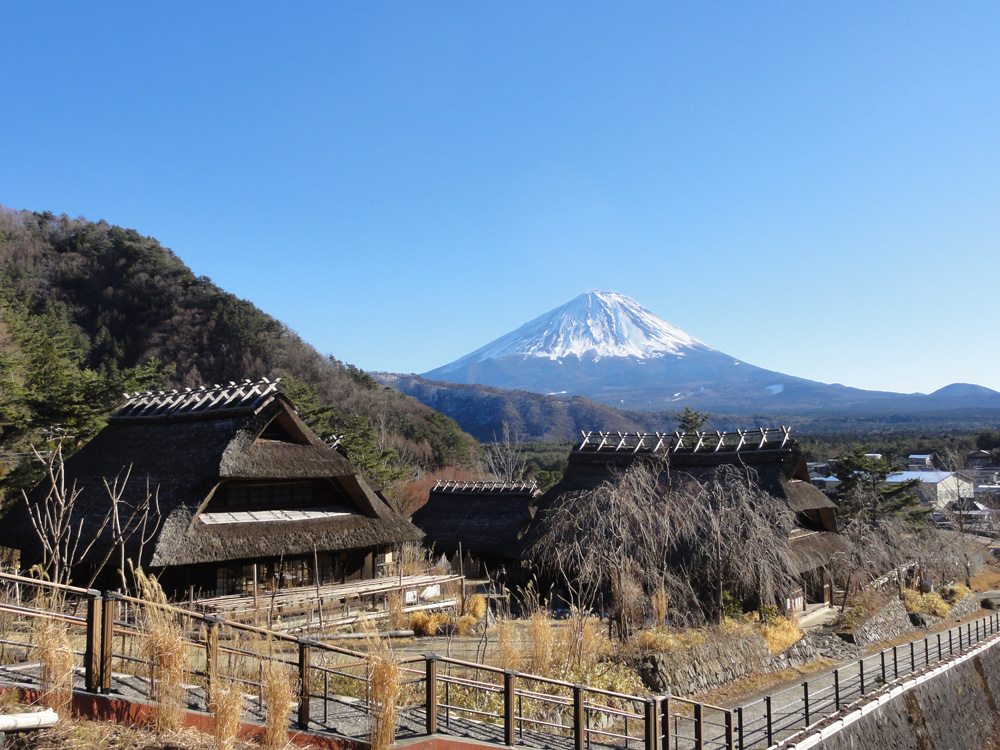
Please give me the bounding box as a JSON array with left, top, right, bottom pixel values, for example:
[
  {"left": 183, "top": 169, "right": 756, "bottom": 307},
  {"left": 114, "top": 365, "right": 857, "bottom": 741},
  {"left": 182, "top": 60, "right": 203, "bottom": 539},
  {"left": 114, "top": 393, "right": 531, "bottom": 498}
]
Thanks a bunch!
[
  {"left": 504, "top": 671, "right": 516, "bottom": 746},
  {"left": 204, "top": 619, "right": 219, "bottom": 707},
  {"left": 644, "top": 697, "right": 660, "bottom": 750}
]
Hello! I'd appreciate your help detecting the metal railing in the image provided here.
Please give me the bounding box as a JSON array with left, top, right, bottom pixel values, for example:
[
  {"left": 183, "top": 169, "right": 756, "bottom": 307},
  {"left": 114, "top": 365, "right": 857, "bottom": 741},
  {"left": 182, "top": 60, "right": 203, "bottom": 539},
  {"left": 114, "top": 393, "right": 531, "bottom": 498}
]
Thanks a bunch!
[
  {"left": 736, "top": 611, "right": 1000, "bottom": 748},
  {"left": 1, "top": 570, "right": 998, "bottom": 750}
]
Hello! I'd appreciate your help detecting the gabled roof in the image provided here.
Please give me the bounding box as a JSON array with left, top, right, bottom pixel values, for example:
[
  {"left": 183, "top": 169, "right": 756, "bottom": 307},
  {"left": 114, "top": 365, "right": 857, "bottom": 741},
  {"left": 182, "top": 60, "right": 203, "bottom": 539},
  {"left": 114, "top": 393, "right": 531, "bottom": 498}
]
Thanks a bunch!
[{"left": 1, "top": 380, "right": 421, "bottom": 570}]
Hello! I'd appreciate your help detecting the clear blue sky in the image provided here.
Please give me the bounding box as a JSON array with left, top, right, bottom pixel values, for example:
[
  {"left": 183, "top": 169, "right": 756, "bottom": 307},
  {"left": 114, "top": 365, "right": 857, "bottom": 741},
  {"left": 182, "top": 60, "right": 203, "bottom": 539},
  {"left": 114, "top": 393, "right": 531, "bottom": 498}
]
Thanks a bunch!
[{"left": 3, "top": 2, "right": 999, "bottom": 394}]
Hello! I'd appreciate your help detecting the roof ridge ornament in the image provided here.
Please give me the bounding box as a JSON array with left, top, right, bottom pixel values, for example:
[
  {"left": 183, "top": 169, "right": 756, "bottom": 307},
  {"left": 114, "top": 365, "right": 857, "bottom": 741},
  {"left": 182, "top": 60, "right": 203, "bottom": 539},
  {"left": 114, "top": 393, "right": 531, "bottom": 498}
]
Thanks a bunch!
[
  {"left": 111, "top": 377, "right": 283, "bottom": 420},
  {"left": 574, "top": 426, "right": 792, "bottom": 455}
]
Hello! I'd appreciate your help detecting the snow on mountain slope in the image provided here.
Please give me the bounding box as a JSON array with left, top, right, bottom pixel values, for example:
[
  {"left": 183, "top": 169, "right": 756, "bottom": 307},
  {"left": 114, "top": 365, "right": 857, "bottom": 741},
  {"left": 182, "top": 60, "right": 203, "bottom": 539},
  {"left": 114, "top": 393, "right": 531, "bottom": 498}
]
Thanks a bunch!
[
  {"left": 414, "top": 291, "right": 1000, "bottom": 414},
  {"left": 437, "top": 291, "right": 717, "bottom": 367}
]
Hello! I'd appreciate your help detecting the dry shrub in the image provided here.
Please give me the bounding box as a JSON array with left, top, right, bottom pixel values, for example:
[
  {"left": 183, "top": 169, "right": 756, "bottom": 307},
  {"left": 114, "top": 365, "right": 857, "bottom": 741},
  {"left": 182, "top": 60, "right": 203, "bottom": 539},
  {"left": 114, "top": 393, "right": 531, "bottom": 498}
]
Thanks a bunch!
[
  {"left": 941, "top": 583, "right": 972, "bottom": 602},
  {"left": 463, "top": 594, "right": 487, "bottom": 619},
  {"left": 902, "top": 589, "right": 951, "bottom": 618},
  {"left": 135, "top": 569, "right": 188, "bottom": 733},
  {"left": 409, "top": 611, "right": 430, "bottom": 635},
  {"left": 208, "top": 677, "right": 243, "bottom": 750},
  {"left": 410, "top": 611, "right": 450, "bottom": 636},
  {"left": 260, "top": 646, "right": 294, "bottom": 750},
  {"left": 34, "top": 607, "right": 74, "bottom": 717},
  {"left": 759, "top": 616, "right": 802, "bottom": 655},
  {"left": 455, "top": 615, "right": 478, "bottom": 637}
]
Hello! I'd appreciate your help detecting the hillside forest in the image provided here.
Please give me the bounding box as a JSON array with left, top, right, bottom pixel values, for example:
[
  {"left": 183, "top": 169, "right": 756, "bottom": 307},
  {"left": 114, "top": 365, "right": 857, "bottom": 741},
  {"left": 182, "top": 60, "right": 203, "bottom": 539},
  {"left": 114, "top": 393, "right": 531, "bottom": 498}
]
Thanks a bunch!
[{"left": 0, "top": 208, "right": 479, "bottom": 505}]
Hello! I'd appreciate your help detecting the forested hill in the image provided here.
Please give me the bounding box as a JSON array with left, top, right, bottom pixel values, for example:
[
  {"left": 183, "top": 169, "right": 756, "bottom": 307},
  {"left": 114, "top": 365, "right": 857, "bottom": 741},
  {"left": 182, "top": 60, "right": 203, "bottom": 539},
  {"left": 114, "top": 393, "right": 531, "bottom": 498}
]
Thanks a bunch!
[{"left": 0, "top": 207, "right": 478, "bottom": 494}]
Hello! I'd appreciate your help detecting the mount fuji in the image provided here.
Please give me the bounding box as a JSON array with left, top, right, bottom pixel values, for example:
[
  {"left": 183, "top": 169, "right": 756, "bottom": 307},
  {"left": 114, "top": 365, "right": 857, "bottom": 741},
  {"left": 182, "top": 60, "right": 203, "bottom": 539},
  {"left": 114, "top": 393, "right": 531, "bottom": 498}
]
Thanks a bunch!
[{"left": 420, "top": 291, "right": 1000, "bottom": 413}]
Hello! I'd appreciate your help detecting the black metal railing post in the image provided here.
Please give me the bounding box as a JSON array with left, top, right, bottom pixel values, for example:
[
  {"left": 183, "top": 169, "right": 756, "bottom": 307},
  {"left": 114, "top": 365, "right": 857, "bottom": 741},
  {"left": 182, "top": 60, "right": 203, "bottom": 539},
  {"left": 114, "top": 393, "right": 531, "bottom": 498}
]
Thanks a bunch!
[
  {"left": 100, "top": 591, "right": 115, "bottom": 693},
  {"left": 297, "top": 640, "right": 312, "bottom": 729},
  {"left": 803, "top": 682, "right": 810, "bottom": 726},
  {"left": 84, "top": 592, "right": 101, "bottom": 693},
  {"left": 425, "top": 655, "right": 438, "bottom": 735},
  {"left": 766, "top": 696, "right": 773, "bottom": 747},
  {"left": 834, "top": 668, "right": 841, "bottom": 710}
]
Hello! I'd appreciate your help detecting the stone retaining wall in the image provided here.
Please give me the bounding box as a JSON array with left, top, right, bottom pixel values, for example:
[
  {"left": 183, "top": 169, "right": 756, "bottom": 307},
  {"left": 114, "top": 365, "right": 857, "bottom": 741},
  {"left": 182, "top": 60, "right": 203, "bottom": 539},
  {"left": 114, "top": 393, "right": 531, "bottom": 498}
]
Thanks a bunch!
[
  {"left": 839, "top": 597, "right": 913, "bottom": 647},
  {"left": 637, "top": 630, "right": 817, "bottom": 696},
  {"left": 948, "top": 593, "right": 982, "bottom": 620}
]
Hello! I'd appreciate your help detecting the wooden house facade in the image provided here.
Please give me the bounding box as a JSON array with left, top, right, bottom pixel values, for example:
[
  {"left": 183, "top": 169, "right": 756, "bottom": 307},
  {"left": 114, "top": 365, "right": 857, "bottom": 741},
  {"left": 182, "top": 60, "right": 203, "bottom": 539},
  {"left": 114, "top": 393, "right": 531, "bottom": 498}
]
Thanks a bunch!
[
  {"left": 412, "top": 480, "right": 541, "bottom": 572},
  {"left": 1, "top": 379, "right": 423, "bottom": 597}
]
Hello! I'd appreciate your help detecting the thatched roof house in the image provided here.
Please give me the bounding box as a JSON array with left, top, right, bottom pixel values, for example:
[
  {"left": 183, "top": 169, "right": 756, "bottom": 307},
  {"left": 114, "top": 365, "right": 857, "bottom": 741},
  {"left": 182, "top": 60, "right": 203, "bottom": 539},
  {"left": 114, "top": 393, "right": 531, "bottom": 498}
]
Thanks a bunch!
[
  {"left": 524, "top": 428, "right": 845, "bottom": 611},
  {"left": 412, "top": 480, "right": 541, "bottom": 569},
  {"left": 1, "top": 379, "right": 422, "bottom": 596}
]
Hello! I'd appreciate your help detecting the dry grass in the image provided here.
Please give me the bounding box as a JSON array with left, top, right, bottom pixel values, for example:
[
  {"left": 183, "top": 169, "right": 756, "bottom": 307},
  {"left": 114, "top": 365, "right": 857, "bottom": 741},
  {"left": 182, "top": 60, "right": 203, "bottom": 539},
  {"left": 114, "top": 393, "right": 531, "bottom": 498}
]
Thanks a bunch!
[
  {"left": 650, "top": 586, "right": 668, "bottom": 627},
  {"left": 364, "top": 628, "right": 400, "bottom": 750},
  {"left": 367, "top": 652, "right": 400, "bottom": 750},
  {"left": 208, "top": 678, "right": 243, "bottom": 750},
  {"left": 259, "top": 643, "right": 294, "bottom": 750},
  {"left": 969, "top": 563, "right": 1000, "bottom": 592},
  {"left": 3, "top": 720, "right": 230, "bottom": 750},
  {"left": 527, "top": 611, "right": 554, "bottom": 676},
  {"left": 759, "top": 616, "right": 803, "bottom": 655},
  {"left": 134, "top": 569, "right": 188, "bottom": 734},
  {"left": 634, "top": 627, "right": 708, "bottom": 654},
  {"left": 33, "top": 607, "right": 74, "bottom": 717},
  {"left": 493, "top": 617, "right": 520, "bottom": 671},
  {"left": 387, "top": 592, "right": 407, "bottom": 630}
]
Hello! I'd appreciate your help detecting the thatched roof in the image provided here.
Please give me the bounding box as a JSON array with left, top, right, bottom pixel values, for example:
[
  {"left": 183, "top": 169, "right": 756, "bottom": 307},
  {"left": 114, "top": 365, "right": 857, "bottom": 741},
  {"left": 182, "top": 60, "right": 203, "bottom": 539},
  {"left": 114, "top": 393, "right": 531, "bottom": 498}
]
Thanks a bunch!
[
  {"left": 518, "top": 429, "right": 840, "bottom": 562},
  {"left": 1, "top": 380, "right": 421, "bottom": 571},
  {"left": 411, "top": 480, "right": 541, "bottom": 561}
]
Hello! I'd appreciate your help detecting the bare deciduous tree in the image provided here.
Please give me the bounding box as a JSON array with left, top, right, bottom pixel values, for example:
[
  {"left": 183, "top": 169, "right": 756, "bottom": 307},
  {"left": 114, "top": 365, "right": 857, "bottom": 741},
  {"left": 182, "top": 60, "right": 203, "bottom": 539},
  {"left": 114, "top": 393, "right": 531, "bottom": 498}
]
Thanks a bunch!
[
  {"left": 484, "top": 421, "right": 527, "bottom": 484},
  {"left": 529, "top": 459, "right": 801, "bottom": 633},
  {"left": 684, "top": 464, "right": 797, "bottom": 622},
  {"left": 23, "top": 442, "right": 160, "bottom": 588}
]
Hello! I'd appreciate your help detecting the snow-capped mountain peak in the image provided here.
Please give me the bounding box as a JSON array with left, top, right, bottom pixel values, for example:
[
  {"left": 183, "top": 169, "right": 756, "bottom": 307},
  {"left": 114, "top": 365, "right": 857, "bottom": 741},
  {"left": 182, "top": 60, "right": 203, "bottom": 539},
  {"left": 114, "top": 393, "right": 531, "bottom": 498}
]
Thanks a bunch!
[{"left": 434, "top": 291, "right": 715, "bottom": 368}]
